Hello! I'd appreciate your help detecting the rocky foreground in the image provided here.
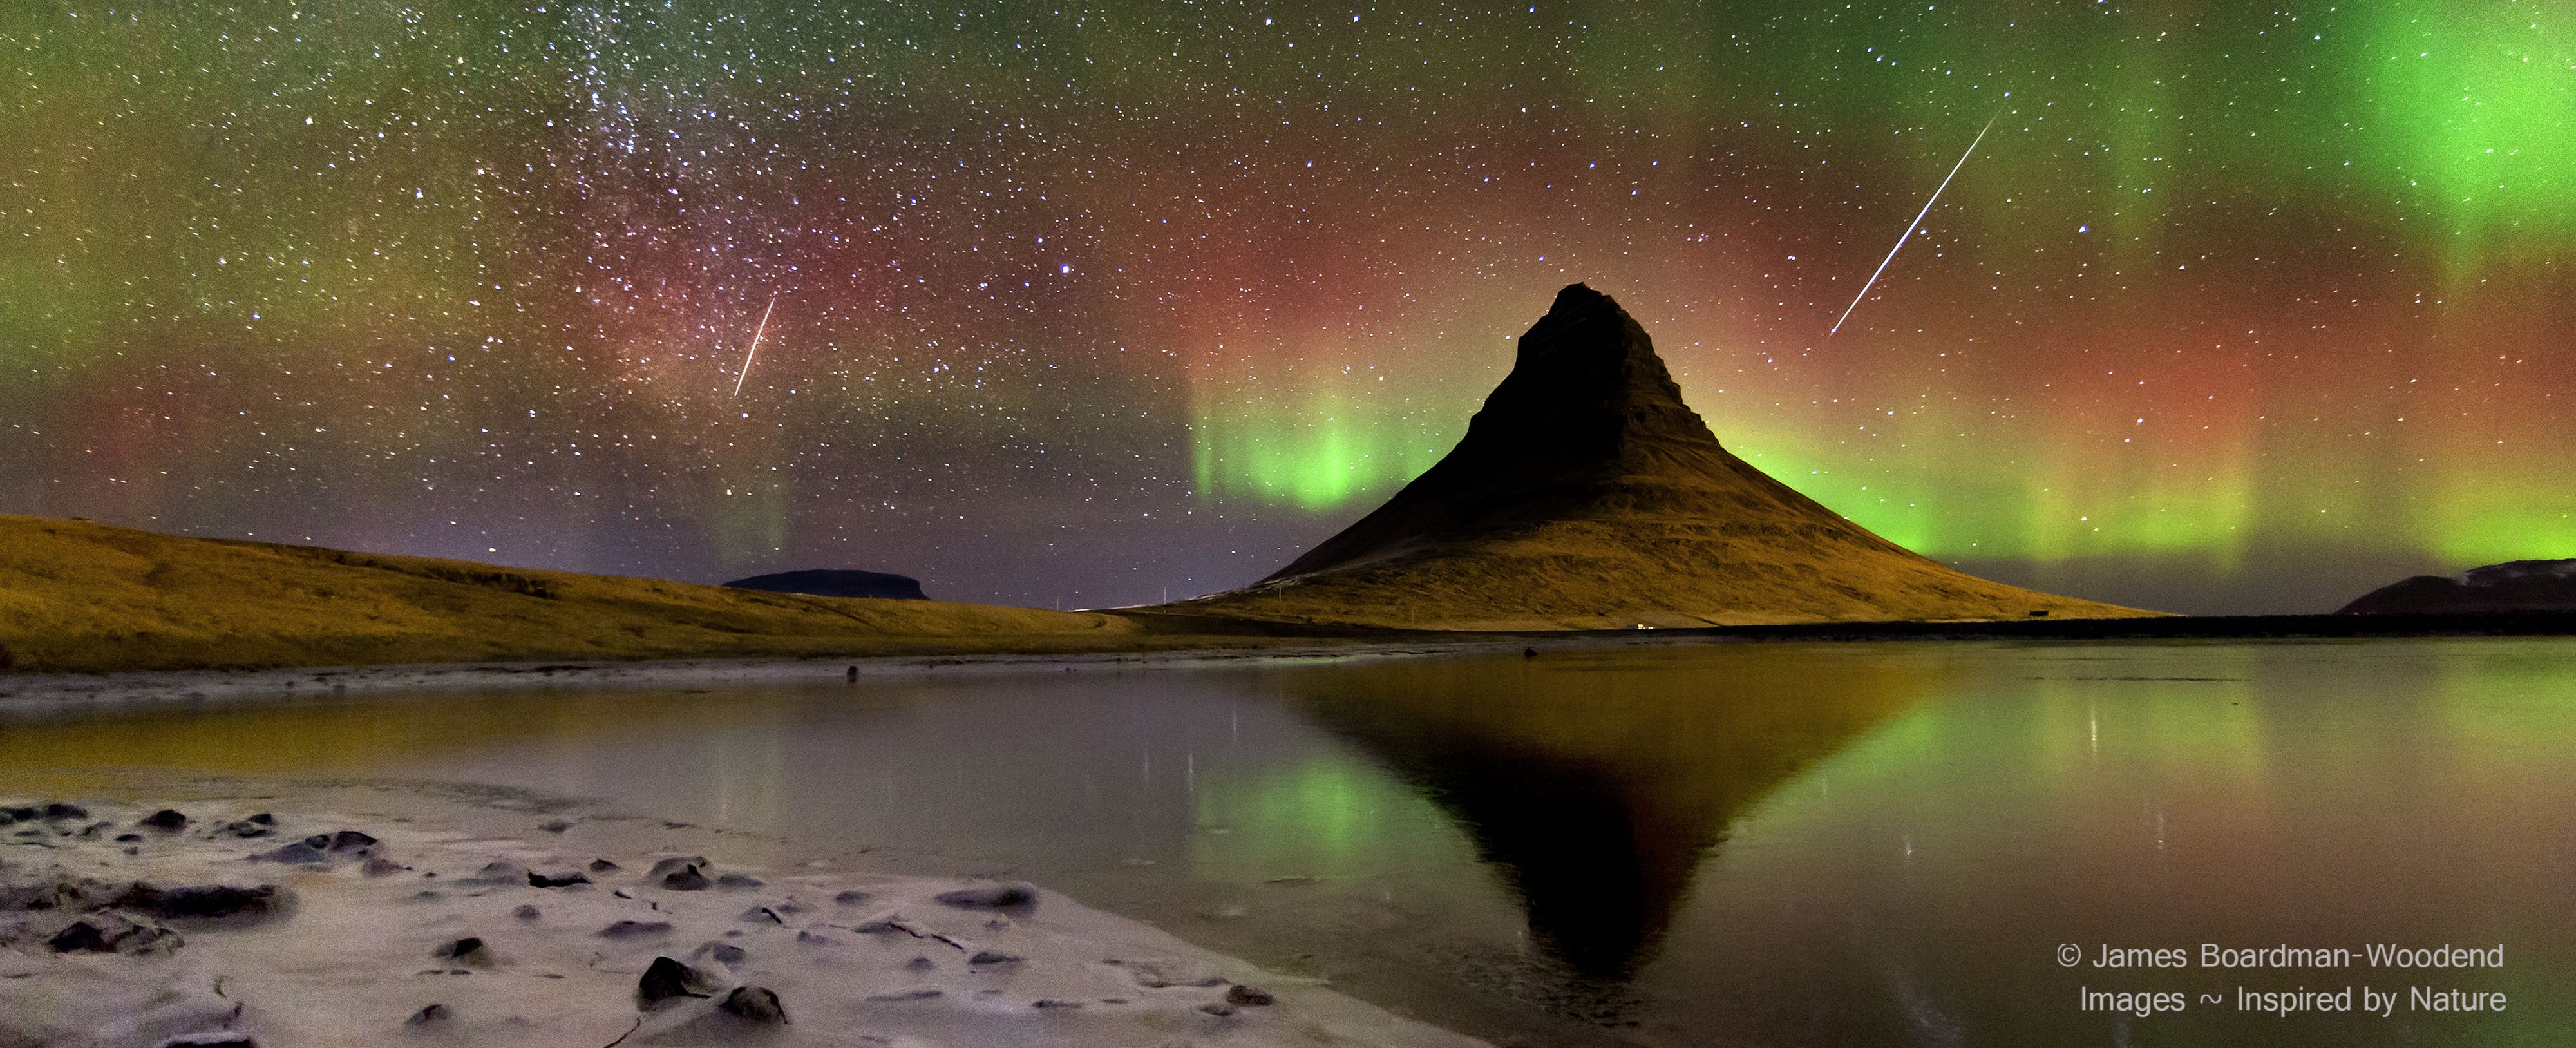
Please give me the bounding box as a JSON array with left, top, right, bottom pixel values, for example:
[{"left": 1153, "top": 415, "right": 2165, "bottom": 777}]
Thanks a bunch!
[{"left": 0, "top": 798, "right": 1486, "bottom": 1048}]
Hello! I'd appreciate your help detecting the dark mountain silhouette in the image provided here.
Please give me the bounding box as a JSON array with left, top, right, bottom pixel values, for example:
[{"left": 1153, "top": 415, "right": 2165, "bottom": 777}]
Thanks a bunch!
[
  {"left": 1289, "top": 647, "right": 1938, "bottom": 982},
  {"left": 2338, "top": 559, "right": 2576, "bottom": 615},
  {"left": 723, "top": 569, "right": 929, "bottom": 601},
  {"left": 1186, "top": 283, "right": 2151, "bottom": 629}
]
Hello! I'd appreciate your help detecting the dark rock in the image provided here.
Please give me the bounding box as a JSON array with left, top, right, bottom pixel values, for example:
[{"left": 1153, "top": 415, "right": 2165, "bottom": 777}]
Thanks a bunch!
[
  {"left": 904, "top": 956, "right": 934, "bottom": 972},
  {"left": 323, "top": 830, "right": 377, "bottom": 852},
  {"left": 460, "top": 861, "right": 529, "bottom": 886},
  {"left": 527, "top": 870, "right": 589, "bottom": 888},
  {"left": 935, "top": 882, "right": 1037, "bottom": 910},
  {"left": 658, "top": 864, "right": 712, "bottom": 891},
  {"left": 432, "top": 937, "right": 491, "bottom": 966},
  {"left": 1200, "top": 1003, "right": 1235, "bottom": 1017},
  {"left": 967, "top": 949, "right": 1021, "bottom": 966},
  {"left": 637, "top": 955, "right": 724, "bottom": 1009},
  {"left": 216, "top": 818, "right": 272, "bottom": 839},
  {"left": 405, "top": 1003, "right": 451, "bottom": 1026},
  {"left": 152, "top": 1034, "right": 260, "bottom": 1048},
  {"left": 717, "top": 986, "right": 788, "bottom": 1024},
  {"left": 692, "top": 941, "right": 747, "bottom": 966},
  {"left": 587, "top": 858, "right": 621, "bottom": 873},
  {"left": 247, "top": 842, "right": 328, "bottom": 864},
  {"left": 1033, "top": 998, "right": 1083, "bottom": 1009},
  {"left": 739, "top": 905, "right": 782, "bottom": 924},
  {"left": 48, "top": 910, "right": 182, "bottom": 955},
  {"left": 115, "top": 832, "right": 143, "bottom": 842},
  {"left": 715, "top": 873, "right": 764, "bottom": 890},
  {"left": 0, "top": 805, "right": 34, "bottom": 821},
  {"left": 1224, "top": 984, "right": 1275, "bottom": 1006},
  {"left": 723, "top": 569, "right": 929, "bottom": 602},
  {"left": 539, "top": 819, "right": 572, "bottom": 833},
  {"left": 243, "top": 812, "right": 275, "bottom": 826},
  {"left": 362, "top": 858, "right": 406, "bottom": 877},
  {"left": 113, "top": 883, "right": 285, "bottom": 921},
  {"left": 831, "top": 890, "right": 869, "bottom": 906},
  {"left": 643, "top": 856, "right": 709, "bottom": 881},
  {"left": 598, "top": 919, "right": 673, "bottom": 939},
  {"left": 1524, "top": 647, "right": 1539, "bottom": 658},
  {"left": 138, "top": 809, "right": 190, "bottom": 831},
  {"left": 41, "top": 803, "right": 88, "bottom": 821},
  {"left": 513, "top": 903, "right": 541, "bottom": 921}
]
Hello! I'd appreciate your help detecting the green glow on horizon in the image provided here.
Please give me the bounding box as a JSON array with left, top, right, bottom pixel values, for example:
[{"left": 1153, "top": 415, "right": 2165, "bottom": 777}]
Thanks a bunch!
[{"left": 1189, "top": 385, "right": 1450, "bottom": 511}]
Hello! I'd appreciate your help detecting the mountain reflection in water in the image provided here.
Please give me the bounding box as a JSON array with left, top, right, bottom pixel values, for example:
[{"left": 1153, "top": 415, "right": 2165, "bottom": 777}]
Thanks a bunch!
[{"left": 1291, "top": 645, "right": 1940, "bottom": 979}]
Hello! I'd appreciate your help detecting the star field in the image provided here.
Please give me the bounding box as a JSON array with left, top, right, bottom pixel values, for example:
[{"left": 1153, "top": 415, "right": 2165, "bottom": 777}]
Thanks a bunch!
[{"left": 4, "top": 1, "right": 2570, "bottom": 613}]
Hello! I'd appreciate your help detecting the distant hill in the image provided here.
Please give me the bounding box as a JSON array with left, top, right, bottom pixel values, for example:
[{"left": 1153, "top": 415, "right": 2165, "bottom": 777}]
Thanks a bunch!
[
  {"left": 725, "top": 569, "right": 929, "bottom": 601},
  {"left": 0, "top": 516, "right": 1145, "bottom": 673},
  {"left": 2338, "top": 559, "right": 2576, "bottom": 615},
  {"left": 1176, "top": 283, "right": 2155, "bottom": 630}
]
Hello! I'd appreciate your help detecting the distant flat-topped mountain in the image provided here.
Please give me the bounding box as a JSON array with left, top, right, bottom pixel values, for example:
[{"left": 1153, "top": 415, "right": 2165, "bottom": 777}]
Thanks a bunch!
[
  {"left": 2338, "top": 559, "right": 2576, "bottom": 615},
  {"left": 724, "top": 569, "right": 929, "bottom": 602},
  {"left": 1182, "top": 283, "right": 2152, "bottom": 629}
]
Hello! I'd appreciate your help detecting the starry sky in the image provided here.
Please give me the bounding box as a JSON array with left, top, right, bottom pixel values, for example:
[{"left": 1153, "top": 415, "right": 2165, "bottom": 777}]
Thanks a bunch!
[{"left": 5, "top": 1, "right": 2570, "bottom": 614}]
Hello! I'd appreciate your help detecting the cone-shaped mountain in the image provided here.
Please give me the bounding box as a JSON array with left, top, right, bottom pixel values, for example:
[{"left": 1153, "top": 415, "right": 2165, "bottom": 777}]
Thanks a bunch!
[{"left": 1193, "top": 284, "right": 2150, "bottom": 629}]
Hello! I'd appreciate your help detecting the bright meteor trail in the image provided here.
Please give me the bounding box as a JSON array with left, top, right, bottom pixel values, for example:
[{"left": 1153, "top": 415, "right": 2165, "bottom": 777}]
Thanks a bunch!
[
  {"left": 1829, "top": 110, "right": 2002, "bottom": 336},
  {"left": 732, "top": 294, "right": 779, "bottom": 397}
]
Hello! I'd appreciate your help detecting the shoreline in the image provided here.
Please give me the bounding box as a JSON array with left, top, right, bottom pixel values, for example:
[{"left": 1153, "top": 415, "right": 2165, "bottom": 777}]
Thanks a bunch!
[
  {"left": 0, "top": 788, "right": 1493, "bottom": 1048},
  {"left": 8, "top": 611, "right": 2576, "bottom": 712}
]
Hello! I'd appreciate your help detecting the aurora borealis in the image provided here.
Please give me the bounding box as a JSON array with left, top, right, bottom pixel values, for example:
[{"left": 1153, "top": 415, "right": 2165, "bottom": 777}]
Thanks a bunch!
[{"left": 3, "top": 1, "right": 2570, "bottom": 613}]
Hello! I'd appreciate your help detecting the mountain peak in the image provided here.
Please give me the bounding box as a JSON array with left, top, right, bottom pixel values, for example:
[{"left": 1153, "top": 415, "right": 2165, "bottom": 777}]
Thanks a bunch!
[{"left": 1204, "top": 284, "right": 2150, "bottom": 628}]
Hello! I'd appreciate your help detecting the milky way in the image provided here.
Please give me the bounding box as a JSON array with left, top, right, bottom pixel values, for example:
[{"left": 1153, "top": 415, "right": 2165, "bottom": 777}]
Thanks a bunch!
[{"left": 5, "top": 2, "right": 2570, "bottom": 613}]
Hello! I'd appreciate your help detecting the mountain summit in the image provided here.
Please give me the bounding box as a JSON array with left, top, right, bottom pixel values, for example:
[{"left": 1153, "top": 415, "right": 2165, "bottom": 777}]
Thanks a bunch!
[{"left": 1193, "top": 284, "right": 2147, "bottom": 629}]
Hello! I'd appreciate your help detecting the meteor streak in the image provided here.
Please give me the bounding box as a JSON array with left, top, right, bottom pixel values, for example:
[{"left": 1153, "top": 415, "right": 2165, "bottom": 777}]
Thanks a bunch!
[
  {"left": 732, "top": 294, "right": 779, "bottom": 397},
  {"left": 1829, "top": 110, "right": 2001, "bottom": 336}
]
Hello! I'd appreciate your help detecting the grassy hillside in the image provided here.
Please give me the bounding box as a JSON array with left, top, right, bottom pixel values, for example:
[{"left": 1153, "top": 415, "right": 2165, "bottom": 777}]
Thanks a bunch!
[{"left": 0, "top": 515, "right": 1159, "bottom": 674}]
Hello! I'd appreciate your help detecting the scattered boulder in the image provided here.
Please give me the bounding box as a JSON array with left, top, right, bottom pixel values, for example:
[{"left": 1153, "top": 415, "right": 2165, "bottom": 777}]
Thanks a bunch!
[
  {"left": 967, "top": 949, "right": 1022, "bottom": 966},
  {"left": 587, "top": 859, "right": 621, "bottom": 873},
  {"left": 643, "top": 857, "right": 709, "bottom": 881},
  {"left": 739, "top": 906, "right": 783, "bottom": 925},
  {"left": 718, "top": 986, "right": 787, "bottom": 1024},
  {"left": 48, "top": 910, "right": 182, "bottom": 955},
  {"left": 247, "top": 841, "right": 328, "bottom": 865},
  {"left": 935, "top": 882, "right": 1037, "bottom": 910},
  {"left": 459, "top": 861, "right": 529, "bottom": 886},
  {"left": 715, "top": 873, "right": 764, "bottom": 890},
  {"left": 831, "top": 890, "right": 869, "bottom": 906},
  {"left": 431, "top": 936, "right": 492, "bottom": 967},
  {"left": 216, "top": 816, "right": 274, "bottom": 839},
  {"left": 598, "top": 920, "right": 674, "bottom": 940},
  {"left": 1224, "top": 984, "right": 1275, "bottom": 1007},
  {"left": 527, "top": 869, "right": 589, "bottom": 888},
  {"left": 691, "top": 941, "right": 747, "bottom": 966},
  {"left": 42, "top": 802, "right": 88, "bottom": 821},
  {"left": 658, "top": 864, "right": 712, "bottom": 891},
  {"left": 319, "top": 830, "right": 377, "bottom": 852},
  {"left": 138, "top": 809, "right": 190, "bottom": 831},
  {"left": 405, "top": 1004, "right": 451, "bottom": 1027},
  {"left": 152, "top": 1034, "right": 260, "bottom": 1048},
  {"left": 539, "top": 819, "right": 573, "bottom": 833},
  {"left": 636, "top": 955, "right": 725, "bottom": 1009},
  {"left": 113, "top": 882, "right": 286, "bottom": 922},
  {"left": 363, "top": 857, "right": 406, "bottom": 877}
]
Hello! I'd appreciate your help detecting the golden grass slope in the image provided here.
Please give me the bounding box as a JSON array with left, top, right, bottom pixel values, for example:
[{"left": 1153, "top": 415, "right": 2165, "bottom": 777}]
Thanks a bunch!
[{"left": 0, "top": 515, "right": 1153, "bottom": 674}]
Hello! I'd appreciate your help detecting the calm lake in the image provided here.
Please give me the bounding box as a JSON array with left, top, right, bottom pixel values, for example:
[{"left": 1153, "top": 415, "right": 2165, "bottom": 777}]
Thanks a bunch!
[{"left": 3, "top": 638, "right": 2570, "bottom": 1046}]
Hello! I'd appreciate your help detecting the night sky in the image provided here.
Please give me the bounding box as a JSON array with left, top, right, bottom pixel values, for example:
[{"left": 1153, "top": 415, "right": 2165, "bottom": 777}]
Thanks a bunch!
[{"left": 5, "top": 2, "right": 2570, "bottom": 614}]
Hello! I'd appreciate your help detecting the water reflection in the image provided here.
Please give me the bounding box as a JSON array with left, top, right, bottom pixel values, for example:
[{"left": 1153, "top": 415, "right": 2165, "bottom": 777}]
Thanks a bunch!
[{"left": 1293, "top": 647, "right": 1939, "bottom": 979}]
